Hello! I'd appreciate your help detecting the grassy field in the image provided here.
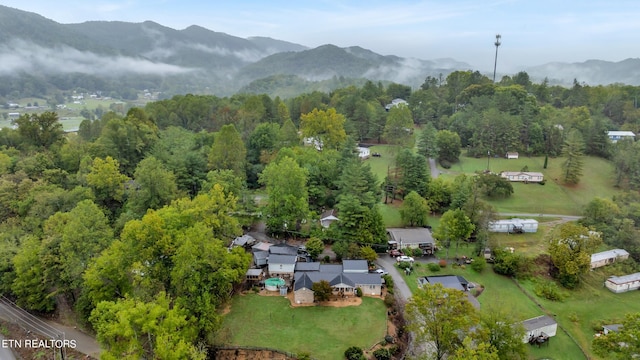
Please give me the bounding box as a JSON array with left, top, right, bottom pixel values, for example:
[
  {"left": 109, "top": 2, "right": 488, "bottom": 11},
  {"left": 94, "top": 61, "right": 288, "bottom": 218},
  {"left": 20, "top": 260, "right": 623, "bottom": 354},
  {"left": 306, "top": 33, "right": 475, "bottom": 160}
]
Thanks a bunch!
[
  {"left": 440, "top": 155, "right": 620, "bottom": 215},
  {"left": 400, "top": 263, "right": 587, "bottom": 360},
  {"left": 518, "top": 269, "right": 640, "bottom": 360},
  {"left": 220, "top": 294, "right": 387, "bottom": 360}
]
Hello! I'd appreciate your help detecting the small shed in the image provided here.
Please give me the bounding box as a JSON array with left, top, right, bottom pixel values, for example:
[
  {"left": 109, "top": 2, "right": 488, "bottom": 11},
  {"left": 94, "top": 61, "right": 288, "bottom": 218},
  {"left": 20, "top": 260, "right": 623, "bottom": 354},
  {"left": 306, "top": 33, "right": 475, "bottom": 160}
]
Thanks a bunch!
[
  {"left": 253, "top": 250, "right": 269, "bottom": 267},
  {"left": 506, "top": 152, "right": 519, "bottom": 159},
  {"left": 488, "top": 218, "right": 538, "bottom": 233},
  {"left": 591, "top": 249, "right": 630, "bottom": 269},
  {"left": 245, "top": 268, "right": 264, "bottom": 282},
  {"left": 605, "top": 272, "right": 640, "bottom": 293},
  {"left": 522, "top": 315, "right": 557, "bottom": 343}
]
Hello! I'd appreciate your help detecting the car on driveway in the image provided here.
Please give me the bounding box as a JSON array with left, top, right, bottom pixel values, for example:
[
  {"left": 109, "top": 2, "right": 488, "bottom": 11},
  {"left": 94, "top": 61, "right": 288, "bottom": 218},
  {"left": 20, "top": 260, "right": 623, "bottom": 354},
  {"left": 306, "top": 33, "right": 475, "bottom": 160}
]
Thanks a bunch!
[
  {"left": 389, "top": 249, "right": 403, "bottom": 257},
  {"left": 370, "top": 267, "right": 389, "bottom": 276},
  {"left": 396, "top": 255, "right": 415, "bottom": 263}
]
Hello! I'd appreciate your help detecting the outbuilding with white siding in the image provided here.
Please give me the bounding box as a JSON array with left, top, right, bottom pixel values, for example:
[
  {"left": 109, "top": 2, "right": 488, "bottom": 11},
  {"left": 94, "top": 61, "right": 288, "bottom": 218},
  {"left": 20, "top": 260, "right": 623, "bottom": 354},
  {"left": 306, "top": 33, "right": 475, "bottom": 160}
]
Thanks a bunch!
[
  {"left": 488, "top": 218, "right": 538, "bottom": 233},
  {"left": 521, "top": 315, "right": 557, "bottom": 343},
  {"left": 605, "top": 272, "right": 640, "bottom": 293},
  {"left": 591, "top": 249, "right": 630, "bottom": 269}
]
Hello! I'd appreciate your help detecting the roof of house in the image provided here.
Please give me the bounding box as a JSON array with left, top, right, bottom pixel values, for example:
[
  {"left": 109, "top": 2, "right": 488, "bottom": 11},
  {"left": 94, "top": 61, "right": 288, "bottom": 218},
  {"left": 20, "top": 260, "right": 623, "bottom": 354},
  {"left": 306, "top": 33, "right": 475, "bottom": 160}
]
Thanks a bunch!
[
  {"left": 591, "top": 249, "right": 630, "bottom": 263},
  {"left": 607, "top": 131, "right": 636, "bottom": 137},
  {"left": 320, "top": 209, "right": 338, "bottom": 220},
  {"left": 522, "top": 315, "right": 557, "bottom": 331},
  {"left": 490, "top": 218, "right": 538, "bottom": 225},
  {"left": 268, "top": 254, "right": 297, "bottom": 265},
  {"left": 296, "top": 262, "right": 321, "bottom": 272},
  {"left": 246, "top": 268, "right": 263, "bottom": 276},
  {"left": 294, "top": 272, "right": 315, "bottom": 291},
  {"left": 387, "top": 228, "right": 435, "bottom": 245},
  {"left": 606, "top": 272, "right": 640, "bottom": 285},
  {"left": 603, "top": 324, "right": 623, "bottom": 332},
  {"left": 319, "top": 264, "right": 343, "bottom": 273},
  {"left": 253, "top": 250, "right": 269, "bottom": 260},
  {"left": 424, "top": 275, "right": 467, "bottom": 291},
  {"left": 342, "top": 260, "right": 368, "bottom": 273},
  {"left": 500, "top": 171, "right": 544, "bottom": 177},
  {"left": 269, "top": 243, "right": 299, "bottom": 256},
  {"left": 232, "top": 234, "right": 256, "bottom": 247},
  {"left": 252, "top": 241, "right": 272, "bottom": 252},
  {"left": 346, "top": 272, "right": 382, "bottom": 286}
]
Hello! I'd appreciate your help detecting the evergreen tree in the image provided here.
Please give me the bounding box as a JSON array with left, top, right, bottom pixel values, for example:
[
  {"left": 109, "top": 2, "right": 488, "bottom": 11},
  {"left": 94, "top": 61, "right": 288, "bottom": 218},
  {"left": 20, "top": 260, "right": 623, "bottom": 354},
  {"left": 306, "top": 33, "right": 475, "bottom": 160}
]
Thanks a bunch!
[{"left": 561, "top": 129, "right": 585, "bottom": 184}]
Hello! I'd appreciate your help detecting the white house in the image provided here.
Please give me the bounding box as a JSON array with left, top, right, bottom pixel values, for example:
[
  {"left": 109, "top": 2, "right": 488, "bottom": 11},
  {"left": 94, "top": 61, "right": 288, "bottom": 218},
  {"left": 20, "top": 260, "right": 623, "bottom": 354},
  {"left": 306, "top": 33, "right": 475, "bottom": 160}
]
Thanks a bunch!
[
  {"left": 357, "top": 146, "right": 370, "bottom": 159},
  {"left": 607, "top": 131, "right": 635, "bottom": 143},
  {"left": 320, "top": 209, "right": 339, "bottom": 229},
  {"left": 605, "top": 272, "right": 640, "bottom": 293},
  {"left": 488, "top": 219, "right": 538, "bottom": 233},
  {"left": 500, "top": 171, "right": 544, "bottom": 183},
  {"left": 591, "top": 249, "right": 630, "bottom": 269},
  {"left": 522, "top": 315, "right": 557, "bottom": 343},
  {"left": 506, "top": 152, "right": 519, "bottom": 159},
  {"left": 268, "top": 254, "right": 297, "bottom": 279},
  {"left": 385, "top": 98, "right": 408, "bottom": 111}
]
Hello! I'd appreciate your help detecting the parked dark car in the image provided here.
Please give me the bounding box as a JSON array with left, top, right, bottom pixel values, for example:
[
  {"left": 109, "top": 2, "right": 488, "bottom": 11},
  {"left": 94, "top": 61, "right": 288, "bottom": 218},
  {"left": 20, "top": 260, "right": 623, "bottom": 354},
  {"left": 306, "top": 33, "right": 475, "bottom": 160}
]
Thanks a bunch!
[{"left": 389, "top": 249, "right": 403, "bottom": 257}]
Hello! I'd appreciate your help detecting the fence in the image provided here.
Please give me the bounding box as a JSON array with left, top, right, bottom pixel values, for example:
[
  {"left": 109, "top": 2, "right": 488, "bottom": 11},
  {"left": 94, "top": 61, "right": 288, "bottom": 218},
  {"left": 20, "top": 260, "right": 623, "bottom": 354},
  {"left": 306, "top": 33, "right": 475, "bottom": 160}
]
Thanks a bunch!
[{"left": 0, "top": 296, "right": 67, "bottom": 359}]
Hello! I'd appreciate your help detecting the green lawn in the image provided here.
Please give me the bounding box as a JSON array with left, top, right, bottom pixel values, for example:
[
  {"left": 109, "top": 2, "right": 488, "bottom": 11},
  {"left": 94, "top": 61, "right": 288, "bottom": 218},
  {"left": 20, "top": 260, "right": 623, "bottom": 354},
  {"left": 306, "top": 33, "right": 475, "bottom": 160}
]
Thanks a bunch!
[
  {"left": 400, "top": 264, "right": 587, "bottom": 359},
  {"left": 518, "top": 269, "right": 640, "bottom": 360},
  {"left": 220, "top": 294, "right": 387, "bottom": 360},
  {"left": 439, "top": 155, "right": 620, "bottom": 215}
]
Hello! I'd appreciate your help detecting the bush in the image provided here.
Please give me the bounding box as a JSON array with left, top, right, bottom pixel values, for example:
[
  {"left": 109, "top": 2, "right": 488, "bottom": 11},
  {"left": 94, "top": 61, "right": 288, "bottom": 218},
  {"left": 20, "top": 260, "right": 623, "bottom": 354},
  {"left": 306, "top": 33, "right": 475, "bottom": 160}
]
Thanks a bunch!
[
  {"left": 297, "top": 352, "right": 311, "bottom": 360},
  {"left": 492, "top": 248, "right": 532, "bottom": 278},
  {"left": 470, "top": 256, "right": 486, "bottom": 273},
  {"left": 323, "top": 255, "right": 330, "bottom": 263},
  {"left": 373, "top": 348, "right": 392, "bottom": 360},
  {"left": 439, "top": 159, "right": 452, "bottom": 169},
  {"left": 411, "top": 248, "right": 423, "bottom": 257},
  {"left": 382, "top": 274, "right": 394, "bottom": 289},
  {"left": 534, "top": 280, "right": 566, "bottom": 301},
  {"left": 384, "top": 293, "right": 396, "bottom": 308},
  {"left": 355, "top": 287, "right": 363, "bottom": 297},
  {"left": 344, "top": 346, "right": 364, "bottom": 360},
  {"left": 438, "top": 259, "right": 447, "bottom": 268},
  {"left": 428, "top": 263, "right": 441, "bottom": 272},
  {"left": 397, "top": 261, "right": 412, "bottom": 270}
]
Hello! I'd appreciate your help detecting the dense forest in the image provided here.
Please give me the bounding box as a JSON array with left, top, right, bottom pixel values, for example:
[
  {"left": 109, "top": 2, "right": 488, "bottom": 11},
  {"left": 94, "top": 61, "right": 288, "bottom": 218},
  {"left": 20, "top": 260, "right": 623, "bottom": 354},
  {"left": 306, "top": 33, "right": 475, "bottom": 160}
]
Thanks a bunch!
[{"left": 1, "top": 70, "right": 640, "bottom": 358}]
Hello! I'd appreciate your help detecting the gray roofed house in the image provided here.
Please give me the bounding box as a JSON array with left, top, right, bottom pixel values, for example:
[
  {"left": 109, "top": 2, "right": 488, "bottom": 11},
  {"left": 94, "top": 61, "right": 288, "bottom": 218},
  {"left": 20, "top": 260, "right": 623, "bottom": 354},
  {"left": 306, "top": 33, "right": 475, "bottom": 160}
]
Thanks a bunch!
[
  {"left": 418, "top": 275, "right": 480, "bottom": 308},
  {"left": 603, "top": 324, "right": 622, "bottom": 334},
  {"left": 521, "top": 315, "right": 557, "bottom": 343},
  {"left": 269, "top": 243, "right": 299, "bottom": 256},
  {"left": 591, "top": 249, "right": 630, "bottom": 269},
  {"left": 387, "top": 227, "right": 435, "bottom": 254},
  {"left": 605, "top": 272, "right": 640, "bottom": 293},
  {"left": 253, "top": 250, "right": 269, "bottom": 267},
  {"left": 293, "top": 260, "right": 383, "bottom": 304},
  {"left": 342, "top": 259, "right": 369, "bottom": 273},
  {"left": 231, "top": 234, "right": 256, "bottom": 248},
  {"left": 268, "top": 254, "right": 297, "bottom": 279}
]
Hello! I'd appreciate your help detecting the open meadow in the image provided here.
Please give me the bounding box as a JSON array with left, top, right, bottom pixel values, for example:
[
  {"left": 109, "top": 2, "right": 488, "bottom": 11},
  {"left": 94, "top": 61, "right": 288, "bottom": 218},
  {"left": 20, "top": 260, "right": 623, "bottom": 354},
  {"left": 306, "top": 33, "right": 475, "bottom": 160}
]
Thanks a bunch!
[{"left": 220, "top": 294, "right": 388, "bottom": 360}]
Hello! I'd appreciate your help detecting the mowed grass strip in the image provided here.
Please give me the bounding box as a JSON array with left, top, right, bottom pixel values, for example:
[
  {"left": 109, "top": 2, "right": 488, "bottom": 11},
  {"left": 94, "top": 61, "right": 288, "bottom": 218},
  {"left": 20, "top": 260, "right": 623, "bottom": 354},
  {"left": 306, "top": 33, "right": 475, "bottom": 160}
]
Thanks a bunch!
[{"left": 220, "top": 294, "right": 387, "bottom": 360}]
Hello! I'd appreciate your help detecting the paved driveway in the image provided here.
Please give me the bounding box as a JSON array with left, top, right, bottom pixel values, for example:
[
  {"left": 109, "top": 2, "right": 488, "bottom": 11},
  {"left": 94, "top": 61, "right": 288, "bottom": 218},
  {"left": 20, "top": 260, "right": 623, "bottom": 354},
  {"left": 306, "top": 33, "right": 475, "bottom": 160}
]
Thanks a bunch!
[{"left": 376, "top": 254, "right": 413, "bottom": 301}]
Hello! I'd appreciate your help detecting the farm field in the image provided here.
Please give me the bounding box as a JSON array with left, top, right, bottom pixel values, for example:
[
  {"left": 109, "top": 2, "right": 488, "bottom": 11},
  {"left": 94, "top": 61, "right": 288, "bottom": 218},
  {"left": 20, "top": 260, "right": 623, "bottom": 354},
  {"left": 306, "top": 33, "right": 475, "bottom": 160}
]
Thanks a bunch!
[{"left": 220, "top": 294, "right": 387, "bottom": 360}]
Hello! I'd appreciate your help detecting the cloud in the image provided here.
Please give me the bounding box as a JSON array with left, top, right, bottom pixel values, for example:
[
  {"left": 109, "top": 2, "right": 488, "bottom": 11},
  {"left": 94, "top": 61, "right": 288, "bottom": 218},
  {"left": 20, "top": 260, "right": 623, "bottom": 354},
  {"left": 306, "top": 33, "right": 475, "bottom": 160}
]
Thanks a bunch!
[{"left": 0, "top": 39, "right": 195, "bottom": 76}]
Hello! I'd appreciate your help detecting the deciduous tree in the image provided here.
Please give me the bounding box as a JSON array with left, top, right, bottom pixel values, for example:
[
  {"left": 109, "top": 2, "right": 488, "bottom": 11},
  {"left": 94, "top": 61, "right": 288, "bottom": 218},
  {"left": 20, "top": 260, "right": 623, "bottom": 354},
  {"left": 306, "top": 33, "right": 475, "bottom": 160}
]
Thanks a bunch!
[
  {"left": 400, "top": 191, "right": 430, "bottom": 227},
  {"left": 300, "top": 108, "right": 347, "bottom": 150},
  {"left": 433, "top": 209, "right": 475, "bottom": 259},
  {"left": 593, "top": 312, "right": 640, "bottom": 359},
  {"left": 406, "top": 283, "right": 479, "bottom": 360},
  {"left": 548, "top": 222, "right": 601, "bottom": 288},
  {"left": 208, "top": 124, "right": 247, "bottom": 179}
]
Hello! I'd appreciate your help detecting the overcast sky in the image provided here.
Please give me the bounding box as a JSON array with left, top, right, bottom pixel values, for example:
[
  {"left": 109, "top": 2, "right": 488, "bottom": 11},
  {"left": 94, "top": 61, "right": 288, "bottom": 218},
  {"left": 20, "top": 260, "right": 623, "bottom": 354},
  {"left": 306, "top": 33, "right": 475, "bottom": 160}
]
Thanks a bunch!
[{"left": 3, "top": 0, "right": 639, "bottom": 72}]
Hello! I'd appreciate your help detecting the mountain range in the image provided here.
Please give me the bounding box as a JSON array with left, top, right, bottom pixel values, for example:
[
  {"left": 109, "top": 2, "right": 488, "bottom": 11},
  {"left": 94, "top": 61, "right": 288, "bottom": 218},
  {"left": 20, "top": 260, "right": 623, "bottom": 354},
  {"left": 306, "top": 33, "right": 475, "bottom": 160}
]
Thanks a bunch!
[{"left": 1, "top": 4, "right": 639, "bottom": 99}]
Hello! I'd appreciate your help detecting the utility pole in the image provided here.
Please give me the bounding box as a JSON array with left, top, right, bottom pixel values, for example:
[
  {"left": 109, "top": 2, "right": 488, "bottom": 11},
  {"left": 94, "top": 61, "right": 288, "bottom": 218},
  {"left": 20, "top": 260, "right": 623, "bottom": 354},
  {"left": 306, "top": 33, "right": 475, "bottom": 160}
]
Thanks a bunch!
[
  {"left": 487, "top": 150, "right": 491, "bottom": 172},
  {"left": 493, "top": 34, "right": 501, "bottom": 83}
]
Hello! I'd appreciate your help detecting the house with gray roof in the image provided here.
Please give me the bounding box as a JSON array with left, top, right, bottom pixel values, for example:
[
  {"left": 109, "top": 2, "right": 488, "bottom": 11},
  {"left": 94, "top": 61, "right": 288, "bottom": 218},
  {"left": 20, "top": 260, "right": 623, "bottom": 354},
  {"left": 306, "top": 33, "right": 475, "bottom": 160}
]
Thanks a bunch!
[
  {"left": 522, "top": 315, "right": 557, "bottom": 343},
  {"left": 418, "top": 275, "right": 480, "bottom": 308},
  {"left": 387, "top": 227, "right": 436, "bottom": 255},
  {"left": 605, "top": 272, "right": 640, "bottom": 293},
  {"left": 268, "top": 254, "right": 297, "bottom": 279},
  {"left": 295, "top": 262, "right": 321, "bottom": 272},
  {"left": 292, "top": 260, "right": 382, "bottom": 304},
  {"left": 591, "top": 249, "right": 629, "bottom": 269}
]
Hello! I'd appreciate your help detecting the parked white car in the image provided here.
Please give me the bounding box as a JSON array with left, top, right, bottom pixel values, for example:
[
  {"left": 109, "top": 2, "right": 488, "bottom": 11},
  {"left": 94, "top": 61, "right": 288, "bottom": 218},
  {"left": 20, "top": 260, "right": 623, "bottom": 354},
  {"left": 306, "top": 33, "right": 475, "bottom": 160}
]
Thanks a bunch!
[
  {"left": 396, "top": 255, "right": 415, "bottom": 263},
  {"left": 371, "top": 267, "right": 389, "bottom": 276}
]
